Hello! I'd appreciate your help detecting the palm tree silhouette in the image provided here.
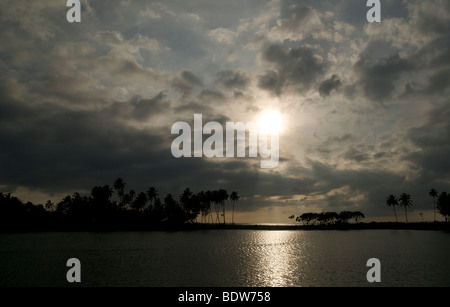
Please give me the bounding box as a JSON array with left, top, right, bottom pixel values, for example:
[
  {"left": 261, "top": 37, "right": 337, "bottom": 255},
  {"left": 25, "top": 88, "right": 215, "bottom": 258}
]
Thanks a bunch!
[
  {"left": 180, "top": 188, "right": 193, "bottom": 210},
  {"left": 146, "top": 186, "right": 158, "bottom": 207},
  {"left": 123, "top": 189, "right": 136, "bottom": 210},
  {"left": 386, "top": 194, "right": 399, "bottom": 223},
  {"left": 429, "top": 188, "right": 438, "bottom": 222},
  {"left": 197, "top": 191, "right": 210, "bottom": 223},
  {"left": 399, "top": 193, "right": 413, "bottom": 224},
  {"left": 218, "top": 189, "right": 228, "bottom": 224},
  {"left": 45, "top": 200, "right": 55, "bottom": 212},
  {"left": 132, "top": 192, "right": 148, "bottom": 212},
  {"left": 230, "top": 191, "right": 239, "bottom": 224},
  {"left": 210, "top": 190, "right": 221, "bottom": 224},
  {"left": 1, "top": 181, "right": 244, "bottom": 230},
  {"left": 113, "top": 177, "right": 126, "bottom": 209},
  {"left": 438, "top": 192, "right": 450, "bottom": 222},
  {"left": 204, "top": 190, "right": 214, "bottom": 223}
]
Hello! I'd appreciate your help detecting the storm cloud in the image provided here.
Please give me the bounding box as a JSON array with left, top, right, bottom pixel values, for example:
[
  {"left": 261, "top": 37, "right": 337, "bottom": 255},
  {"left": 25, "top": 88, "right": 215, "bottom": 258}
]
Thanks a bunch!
[{"left": 258, "top": 44, "right": 326, "bottom": 95}]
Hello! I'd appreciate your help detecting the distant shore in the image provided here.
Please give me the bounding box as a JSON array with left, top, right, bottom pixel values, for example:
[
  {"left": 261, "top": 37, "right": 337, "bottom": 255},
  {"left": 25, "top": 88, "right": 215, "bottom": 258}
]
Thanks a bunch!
[
  {"left": 171, "top": 221, "right": 450, "bottom": 231},
  {"left": 2, "top": 221, "right": 449, "bottom": 233}
]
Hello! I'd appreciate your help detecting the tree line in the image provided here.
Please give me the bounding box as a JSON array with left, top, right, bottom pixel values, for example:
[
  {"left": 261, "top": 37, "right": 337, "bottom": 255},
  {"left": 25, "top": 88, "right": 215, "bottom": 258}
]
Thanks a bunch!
[
  {"left": 386, "top": 189, "right": 450, "bottom": 223},
  {"left": 290, "top": 188, "right": 450, "bottom": 227},
  {"left": 0, "top": 178, "right": 240, "bottom": 231},
  {"left": 289, "top": 211, "right": 365, "bottom": 226}
]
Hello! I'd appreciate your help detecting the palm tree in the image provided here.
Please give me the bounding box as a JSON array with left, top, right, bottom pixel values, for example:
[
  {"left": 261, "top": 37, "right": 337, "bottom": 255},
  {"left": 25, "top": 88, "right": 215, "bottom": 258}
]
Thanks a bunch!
[
  {"left": 399, "top": 193, "right": 413, "bottom": 224},
  {"left": 132, "top": 192, "right": 148, "bottom": 212},
  {"left": 113, "top": 177, "right": 125, "bottom": 195},
  {"left": 123, "top": 189, "right": 136, "bottom": 210},
  {"left": 429, "top": 188, "right": 438, "bottom": 222},
  {"left": 180, "top": 188, "right": 200, "bottom": 222},
  {"left": 164, "top": 193, "right": 179, "bottom": 224},
  {"left": 230, "top": 191, "right": 239, "bottom": 224},
  {"left": 91, "top": 185, "right": 113, "bottom": 203},
  {"left": 386, "top": 194, "right": 399, "bottom": 223},
  {"left": 180, "top": 188, "right": 193, "bottom": 210},
  {"left": 211, "top": 190, "right": 221, "bottom": 224},
  {"left": 438, "top": 192, "right": 450, "bottom": 222},
  {"left": 113, "top": 177, "right": 126, "bottom": 208},
  {"left": 197, "top": 191, "right": 210, "bottom": 223},
  {"left": 146, "top": 186, "right": 158, "bottom": 207},
  {"left": 203, "top": 190, "right": 214, "bottom": 223},
  {"left": 152, "top": 196, "right": 164, "bottom": 223},
  {"left": 45, "top": 200, "right": 55, "bottom": 212},
  {"left": 216, "top": 189, "right": 228, "bottom": 224}
]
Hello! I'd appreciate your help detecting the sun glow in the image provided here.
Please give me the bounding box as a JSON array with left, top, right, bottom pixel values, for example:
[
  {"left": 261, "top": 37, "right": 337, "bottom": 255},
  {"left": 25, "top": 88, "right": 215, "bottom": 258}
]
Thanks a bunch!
[{"left": 258, "top": 109, "right": 284, "bottom": 135}]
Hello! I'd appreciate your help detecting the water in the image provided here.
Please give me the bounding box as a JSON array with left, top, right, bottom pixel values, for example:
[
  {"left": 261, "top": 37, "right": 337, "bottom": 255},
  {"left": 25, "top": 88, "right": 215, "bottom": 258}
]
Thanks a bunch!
[{"left": 0, "top": 229, "right": 449, "bottom": 287}]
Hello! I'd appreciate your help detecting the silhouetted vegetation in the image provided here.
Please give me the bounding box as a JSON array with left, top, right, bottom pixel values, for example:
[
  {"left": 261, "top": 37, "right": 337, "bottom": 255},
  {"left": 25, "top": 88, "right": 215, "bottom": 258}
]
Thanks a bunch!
[
  {"left": 230, "top": 191, "right": 240, "bottom": 224},
  {"left": 292, "top": 211, "right": 365, "bottom": 226},
  {"left": 399, "top": 193, "right": 413, "bottom": 224},
  {"left": 288, "top": 189, "right": 450, "bottom": 230},
  {"left": 429, "top": 188, "right": 438, "bottom": 222},
  {"left": 385, "top": 192, "right": 413, "bottom": 223},
  {"left": 386, "top": 194, "right": 399, "bottom": 223},
  {"left": 0, "top": 178, "right": 239, "bottom": 231},
  {"left": 437, "top": 192, "right": 450, "bottom": 222},
  {"left": 385, "top": 190, "right": 450, "bottom": 224},
  {"left": 2, "top": 182, "right": 450, "bottom": 232},
  {"left": 0, "top": 192, "right": 51, "bottom": 231},
  {"left": 384, "top": 190, "right": 450, "bottom": 224}
]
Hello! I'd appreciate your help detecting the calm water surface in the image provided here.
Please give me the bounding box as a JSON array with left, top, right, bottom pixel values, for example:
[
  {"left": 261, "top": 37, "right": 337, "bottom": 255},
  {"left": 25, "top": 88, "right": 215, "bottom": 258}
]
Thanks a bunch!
[{"left": 0, "top": 230, "right": 449, "bottom": 287}]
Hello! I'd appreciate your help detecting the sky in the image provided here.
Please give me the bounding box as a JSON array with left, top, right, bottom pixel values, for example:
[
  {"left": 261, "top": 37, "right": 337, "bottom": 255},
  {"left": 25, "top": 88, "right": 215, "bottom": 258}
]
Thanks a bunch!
[{"left": 0, "top": 0, "right": 449, "bottom": 224}]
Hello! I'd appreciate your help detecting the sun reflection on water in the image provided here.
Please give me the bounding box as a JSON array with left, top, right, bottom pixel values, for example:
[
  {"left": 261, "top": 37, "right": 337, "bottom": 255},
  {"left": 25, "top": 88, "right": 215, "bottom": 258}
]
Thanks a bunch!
[{"left": 251, "top": 231, "right": 306, "bottom": 287}]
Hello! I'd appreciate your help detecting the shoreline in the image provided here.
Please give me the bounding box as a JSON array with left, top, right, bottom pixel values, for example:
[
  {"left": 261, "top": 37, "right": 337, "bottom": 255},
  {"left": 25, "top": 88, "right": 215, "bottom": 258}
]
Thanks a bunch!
[
  {"left": 173, "top": 221, "right": 450, "bottom": 231},
  {"left": 1, "top": 221, "right": 449, "bottom": 233}
]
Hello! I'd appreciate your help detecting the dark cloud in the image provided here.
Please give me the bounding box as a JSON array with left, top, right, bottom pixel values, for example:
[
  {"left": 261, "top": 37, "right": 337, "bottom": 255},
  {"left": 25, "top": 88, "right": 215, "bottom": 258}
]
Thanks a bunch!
[
  {"left": 421, "top": 68, "right": 450, "bottom": 95},
  {"left": 409, "top": 105, "right": 450, "bottom": 149},
  {"left": 0, "top": 105, "right": 168, "bottom": 193},
  {"left": 172, "top": 70, "right": 203, "bottom": 98},
  {"left": 342, "top": 148, "right": 370, "bottom": 163},
  {"left": 258, "top": 70, "right": 283, "bottom": 96},
  {"left": 0, "top": 86, "right": 284, "bottom": 203},
  {"left": 354, "top": 52, "right": 413, "bottom": 102},
  {"left": 328, "top": 133, "right": 354, "bottom": 143},
  {"left": 413, "top": 2, "right": 450, "bottom": 35},
  {"left": 173, "top": 101, "right": 214, "bottom": 116},
  {"left": 199, "top": 89, "right": 225, "bottom": 102},
  {"left": 115, "top": 60, "right": 163, "bottom": 82},
  {"left": 319, "top": 74, "right": 342, "bottom": 97},
  {"left": 407, "top": 102, "right": 450, "bottom": 181},
  {"left": 180, "top": 70, "right": 203, "bottom": 86},
  {"left": 0, "top": 85, "right": 35, "bottom": 124},
  {"left": 130, "top": 92, "right": 168, "bottom": 121},
  {"left": 429, "top": 46, "right": 450, "bottom": 69},
  {"left": 373, "top": 151, "right": 397, "bottom": 160},
  {"left": 391, "top": 39, "right": 449, "bottom": 99},
  {"left": 215, "top": 70, "right": 250, "bottom": 90},
  {"left": 0, "top": 81, "right": 172, "bottom": 193},
  {"left": 258, "top": 44, "right": 325, "bottom": 95}
]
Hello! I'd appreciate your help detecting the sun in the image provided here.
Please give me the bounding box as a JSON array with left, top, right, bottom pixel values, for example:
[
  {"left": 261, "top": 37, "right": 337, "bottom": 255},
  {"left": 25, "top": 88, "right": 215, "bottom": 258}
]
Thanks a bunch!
[{"left": 257, "top": 109, "right": 283, "bottom": 135}]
